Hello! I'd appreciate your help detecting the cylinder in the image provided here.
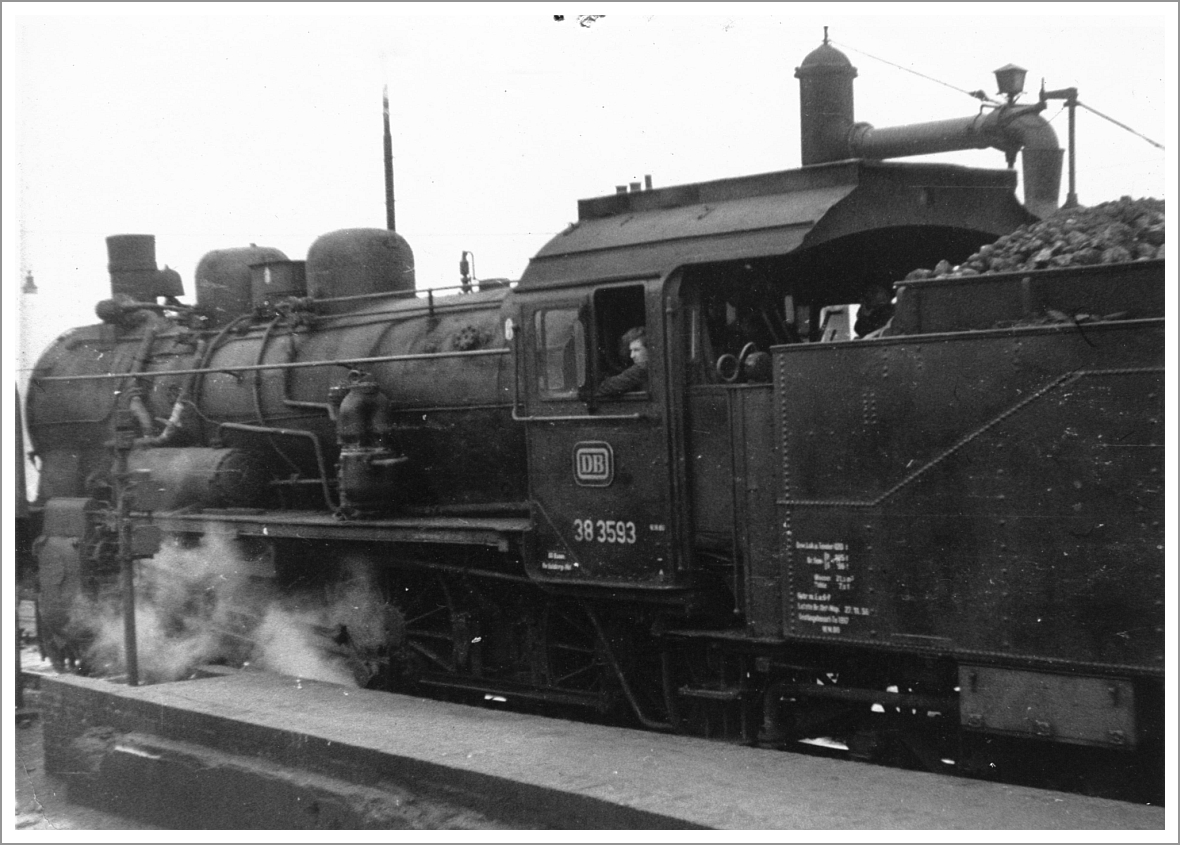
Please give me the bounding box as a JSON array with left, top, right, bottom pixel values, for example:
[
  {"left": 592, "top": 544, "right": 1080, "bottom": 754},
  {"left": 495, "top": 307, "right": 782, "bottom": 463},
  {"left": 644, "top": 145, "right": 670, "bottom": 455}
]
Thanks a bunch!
[
  {"left": 1021, "top": 147, "right": 1064, "bottom": 220},
  {"left": 850, "top": 115, "right": 991, "bottom": 160},
  {"left": 126, "top": 447, "right": 272, "bottom": 512},
  {"left": 794, "top": 41, "right": 858, "bottom": 165}
]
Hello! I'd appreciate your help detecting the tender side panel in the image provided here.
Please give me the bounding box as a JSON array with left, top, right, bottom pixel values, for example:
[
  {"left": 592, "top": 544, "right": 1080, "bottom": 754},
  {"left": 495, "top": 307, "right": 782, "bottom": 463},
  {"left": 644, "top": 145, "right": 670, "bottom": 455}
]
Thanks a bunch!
[
  {"left": 773, "top": 320, "right": 1165, "bottom": 672},
  {"left": 892, "top": 259, "right": 1164, "bottom": 335}
]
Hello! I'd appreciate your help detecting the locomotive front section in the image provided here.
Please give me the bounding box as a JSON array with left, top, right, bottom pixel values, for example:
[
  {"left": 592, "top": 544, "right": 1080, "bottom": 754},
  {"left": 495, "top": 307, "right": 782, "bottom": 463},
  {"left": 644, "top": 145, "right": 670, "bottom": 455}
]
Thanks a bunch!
[{"left": 25, "top": 228, "right": 527, "bottom": 676}]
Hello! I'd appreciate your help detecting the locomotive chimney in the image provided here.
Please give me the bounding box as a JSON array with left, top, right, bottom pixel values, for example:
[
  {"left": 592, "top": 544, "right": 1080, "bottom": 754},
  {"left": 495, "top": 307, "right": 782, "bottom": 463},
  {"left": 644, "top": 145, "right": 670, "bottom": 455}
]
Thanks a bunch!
[
  {"left": 795, "top": 33, "right": 1063, "bottom": 218},
  {"left": 106, "top": 235, "right": 186, "bottom": 303},
  {"left": 107, "top": 234, "right": 157, "bottom": 300}
]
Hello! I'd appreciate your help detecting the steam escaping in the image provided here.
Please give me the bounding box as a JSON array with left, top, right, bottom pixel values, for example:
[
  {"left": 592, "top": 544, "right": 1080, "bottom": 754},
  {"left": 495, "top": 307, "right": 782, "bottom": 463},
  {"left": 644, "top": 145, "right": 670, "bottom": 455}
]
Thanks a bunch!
[
  {"left": 75, "top": 533, "right": 380, "bottom": 688},
  {"left": 251, "top": 606, "right": 361, "bottom": 688}
]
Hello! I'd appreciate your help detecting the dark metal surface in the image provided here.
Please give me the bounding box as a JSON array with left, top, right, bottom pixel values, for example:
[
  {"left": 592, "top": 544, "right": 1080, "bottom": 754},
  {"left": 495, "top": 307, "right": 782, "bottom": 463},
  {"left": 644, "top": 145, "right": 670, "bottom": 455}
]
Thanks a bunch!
[
  {"left": 516, "top": 280, "right": 678, "bottom": 590},
  {"left": 34, "top": 499, "right": 103, "bottom": 670},
  {"left": 383, "top": 85, "right": 396, "bottom": 232},
  {"left": 107, "top": 234, "right": 157, "bottom": 301},
  {"left": 27, "top": 285, "right": 524, "bottom": 512},
  {"left": 794, "top": 38, "right": 857, "bottom": 167},
  {"left": 520, "top": 160, "right": 1031, "bottom": 291},
  {"left": 195, "top": 244, "right": 289, "bottom": 326},
  {"left": 305, "top": 228, "right": 416, "bottom": 309},
  {"left": 126, "top": 447, "right": 272, "bottom": 512},
  {"left": 892, "top": 258, "right": 1165, "bottom": 334},
  {"left": 959, "top": 665, "right": 1138, "bottom": 748},
  {"left": 149, "top": 510, "right": 530, "bottom": 550},
  {"left": 250, "top": 260, "right": 306, "bottom": 309},
  {"left": 774, "top": 293, "right": 1164, "bottom": 673}
]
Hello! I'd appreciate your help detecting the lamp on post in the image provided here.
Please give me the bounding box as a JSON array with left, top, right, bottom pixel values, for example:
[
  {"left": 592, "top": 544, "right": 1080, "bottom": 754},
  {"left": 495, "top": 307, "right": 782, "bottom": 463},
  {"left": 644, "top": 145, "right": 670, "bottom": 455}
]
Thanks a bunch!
[{"left": 994, "top": 63, "right": 1028, "bottom": 104}]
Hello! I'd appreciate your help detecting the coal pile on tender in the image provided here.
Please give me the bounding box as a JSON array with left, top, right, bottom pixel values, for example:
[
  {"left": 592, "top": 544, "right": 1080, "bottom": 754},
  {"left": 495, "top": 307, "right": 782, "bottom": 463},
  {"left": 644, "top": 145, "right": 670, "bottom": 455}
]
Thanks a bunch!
[{"left": 906, "top": 196, "right": 1166, "bottom": 281}]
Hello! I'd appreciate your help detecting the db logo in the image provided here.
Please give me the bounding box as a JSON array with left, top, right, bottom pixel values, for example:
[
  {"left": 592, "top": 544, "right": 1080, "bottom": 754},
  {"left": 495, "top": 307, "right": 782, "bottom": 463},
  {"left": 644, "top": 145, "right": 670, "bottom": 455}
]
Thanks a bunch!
[{"left": 573, "top": 442, "right": 614, "bottom": 487}]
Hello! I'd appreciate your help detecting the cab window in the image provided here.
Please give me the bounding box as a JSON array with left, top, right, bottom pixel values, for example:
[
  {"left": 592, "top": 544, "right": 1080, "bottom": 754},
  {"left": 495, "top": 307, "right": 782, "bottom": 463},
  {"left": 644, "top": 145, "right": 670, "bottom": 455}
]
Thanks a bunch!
[
  {"left": 592, "top": 284, "right": 648, "bottom": 397},
  {"left": 535, "top": 308, "right": 586, "bottom": 398}
]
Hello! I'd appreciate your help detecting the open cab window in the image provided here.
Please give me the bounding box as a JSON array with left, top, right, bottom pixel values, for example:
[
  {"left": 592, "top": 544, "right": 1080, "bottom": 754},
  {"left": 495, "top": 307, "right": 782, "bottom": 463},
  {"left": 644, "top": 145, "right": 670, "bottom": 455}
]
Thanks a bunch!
[
  {"left": 592, "top": 284, "right": 648, "bottom": 399},
  {"left": 530, "top": 283, "right": 650, "bottom": 404}
]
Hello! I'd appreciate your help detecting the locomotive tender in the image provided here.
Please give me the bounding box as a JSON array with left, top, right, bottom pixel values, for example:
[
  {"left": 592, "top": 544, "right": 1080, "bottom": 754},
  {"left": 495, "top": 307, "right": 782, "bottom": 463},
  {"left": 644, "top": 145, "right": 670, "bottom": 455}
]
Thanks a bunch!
[{"left": 23, "top": 38, "right": 1164, "bottom": 784}]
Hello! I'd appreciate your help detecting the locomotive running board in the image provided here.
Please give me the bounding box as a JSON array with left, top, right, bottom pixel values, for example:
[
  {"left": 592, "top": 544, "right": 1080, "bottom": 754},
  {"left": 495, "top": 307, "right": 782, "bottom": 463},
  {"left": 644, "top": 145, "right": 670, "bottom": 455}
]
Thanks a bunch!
[{"left": 149, "top": 510, "right": 531, "bottom": 552}]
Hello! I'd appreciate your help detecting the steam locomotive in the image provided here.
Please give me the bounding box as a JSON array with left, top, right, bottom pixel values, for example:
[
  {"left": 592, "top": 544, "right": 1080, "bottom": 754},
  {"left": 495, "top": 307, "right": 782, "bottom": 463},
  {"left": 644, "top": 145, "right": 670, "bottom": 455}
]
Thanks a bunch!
[{"left": 20, "top": 38, "right": 1164, "bottom": 793}]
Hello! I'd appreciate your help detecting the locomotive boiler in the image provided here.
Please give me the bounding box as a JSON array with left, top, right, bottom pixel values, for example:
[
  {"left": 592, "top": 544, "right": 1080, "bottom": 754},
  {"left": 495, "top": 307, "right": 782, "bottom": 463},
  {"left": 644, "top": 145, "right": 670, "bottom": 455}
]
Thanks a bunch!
[{"left": 21, "top": 37, "right": 1164, "bottom": 796}]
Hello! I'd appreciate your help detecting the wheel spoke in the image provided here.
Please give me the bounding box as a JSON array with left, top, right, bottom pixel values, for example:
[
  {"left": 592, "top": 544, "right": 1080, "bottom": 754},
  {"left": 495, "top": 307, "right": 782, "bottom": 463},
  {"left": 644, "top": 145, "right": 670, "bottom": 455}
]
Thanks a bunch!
[
  {"left": 409, "top": 640, "right": 455, "bottom": 673},
  {"left": 543, "top": 600, "right": 606, "bottom": 695},
  {"left": 550, "top": 642, "right": 595, "bottom": 655},
  {"left": 405, "top": 605, "right": 448, "bottom": 627},
  {"left": 553, "top": 663, "right": 599, "bottom": 687}
]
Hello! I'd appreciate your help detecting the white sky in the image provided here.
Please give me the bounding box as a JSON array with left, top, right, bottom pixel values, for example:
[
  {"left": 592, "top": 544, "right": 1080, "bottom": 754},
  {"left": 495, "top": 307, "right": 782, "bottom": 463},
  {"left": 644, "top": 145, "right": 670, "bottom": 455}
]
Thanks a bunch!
[
  {"left": 4, "top": 2, "right": 1175, "bottom": 377},
  {"left": 2, "top": 4, "right": 1178, "bottom": 839}
]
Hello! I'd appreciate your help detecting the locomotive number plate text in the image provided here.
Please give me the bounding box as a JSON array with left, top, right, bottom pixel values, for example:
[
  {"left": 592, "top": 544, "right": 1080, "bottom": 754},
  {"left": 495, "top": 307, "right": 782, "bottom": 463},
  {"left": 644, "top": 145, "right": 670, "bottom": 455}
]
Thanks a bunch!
[{"left": 572, "top": 518, "right": 637, "bottom": 544}]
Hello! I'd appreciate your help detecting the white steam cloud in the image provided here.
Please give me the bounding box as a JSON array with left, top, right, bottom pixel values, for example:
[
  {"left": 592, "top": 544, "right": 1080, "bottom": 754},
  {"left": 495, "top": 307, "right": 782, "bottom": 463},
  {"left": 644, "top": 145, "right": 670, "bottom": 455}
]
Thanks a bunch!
[{"left": 75, "top": 533, "right": 376, "bottom": 688}]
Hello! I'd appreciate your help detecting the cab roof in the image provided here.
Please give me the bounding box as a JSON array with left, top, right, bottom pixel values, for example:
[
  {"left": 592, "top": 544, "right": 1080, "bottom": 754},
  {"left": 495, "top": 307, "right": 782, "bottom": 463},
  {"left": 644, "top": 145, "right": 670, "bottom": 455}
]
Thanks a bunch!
[{"left": 516, "top": 159, "right": 1032, "bottom": 291}]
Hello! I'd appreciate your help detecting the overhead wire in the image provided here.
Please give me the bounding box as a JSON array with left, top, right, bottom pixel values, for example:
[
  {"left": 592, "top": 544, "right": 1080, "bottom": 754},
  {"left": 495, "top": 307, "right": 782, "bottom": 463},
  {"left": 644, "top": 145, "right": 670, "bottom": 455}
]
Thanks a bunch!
[
  {"left": 831, "top": 39, "right": 1001, "bottom": 105},
  {"left": 835, "top": 39, "right": 1165, "bottom": 151},
  {"left": 1076, "top": 101, "right": 1164, "bottom": 150}
]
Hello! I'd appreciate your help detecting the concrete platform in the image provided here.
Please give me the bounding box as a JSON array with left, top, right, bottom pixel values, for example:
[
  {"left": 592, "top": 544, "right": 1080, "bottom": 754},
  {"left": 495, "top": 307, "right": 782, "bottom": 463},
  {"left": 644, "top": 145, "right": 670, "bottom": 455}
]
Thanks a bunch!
[{"left": 40, "top": 668, "right": 1166, "bottom": 830}]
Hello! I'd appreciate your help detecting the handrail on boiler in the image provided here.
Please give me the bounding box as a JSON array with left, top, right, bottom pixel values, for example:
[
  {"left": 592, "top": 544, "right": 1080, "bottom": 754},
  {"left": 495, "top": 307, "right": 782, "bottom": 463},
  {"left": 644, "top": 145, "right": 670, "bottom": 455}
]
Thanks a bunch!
[{"left": 32, "top": 347, "right": 510, "bottom": 383}]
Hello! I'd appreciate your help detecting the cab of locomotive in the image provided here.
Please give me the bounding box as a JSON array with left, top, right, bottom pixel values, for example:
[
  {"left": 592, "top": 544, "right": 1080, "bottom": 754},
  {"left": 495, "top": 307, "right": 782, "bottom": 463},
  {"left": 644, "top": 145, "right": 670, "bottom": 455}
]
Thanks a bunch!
[
  {"left": 506, "top": 152, "right": 1038, "bottom": 625},
  {"left": 505, "top": 247, "right": 908, "bottom": 616},
  {"left": 507, "top": 274, "right": 689, "bottom": 599}
]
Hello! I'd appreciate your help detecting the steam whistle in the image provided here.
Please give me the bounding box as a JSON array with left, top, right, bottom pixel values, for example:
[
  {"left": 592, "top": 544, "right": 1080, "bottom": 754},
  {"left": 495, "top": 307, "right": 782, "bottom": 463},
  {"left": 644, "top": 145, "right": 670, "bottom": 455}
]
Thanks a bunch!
[{"left": 460, "top": 251, "right": 475, "bottom": 293}]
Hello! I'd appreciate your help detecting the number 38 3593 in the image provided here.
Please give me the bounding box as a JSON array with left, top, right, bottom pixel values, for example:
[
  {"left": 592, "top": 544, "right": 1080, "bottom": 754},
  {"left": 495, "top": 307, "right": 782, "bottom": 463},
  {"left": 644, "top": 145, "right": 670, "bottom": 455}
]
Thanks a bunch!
[{"left": 572, "top": 519, "right": 637, "bottom": 544}]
